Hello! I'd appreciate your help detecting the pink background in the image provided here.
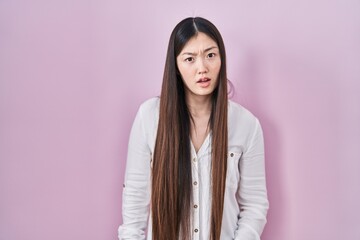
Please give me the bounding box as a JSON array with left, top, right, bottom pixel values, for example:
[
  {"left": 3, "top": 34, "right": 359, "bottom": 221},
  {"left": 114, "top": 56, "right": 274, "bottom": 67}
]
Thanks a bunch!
[{"left": 1, "top": 1, "right": 359, "bottom": 239}]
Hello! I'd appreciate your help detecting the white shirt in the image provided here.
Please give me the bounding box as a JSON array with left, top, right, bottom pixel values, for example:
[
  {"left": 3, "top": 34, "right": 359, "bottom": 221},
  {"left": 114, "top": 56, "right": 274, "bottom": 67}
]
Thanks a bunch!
[{"left": 118, "top": 97, "right": 269, "bottom": 240}]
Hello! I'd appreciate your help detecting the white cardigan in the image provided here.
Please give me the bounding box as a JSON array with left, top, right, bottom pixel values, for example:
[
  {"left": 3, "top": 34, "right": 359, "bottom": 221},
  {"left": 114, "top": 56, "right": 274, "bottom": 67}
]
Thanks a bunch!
[{"left": 118, "top": 97, "right": 269, "bottom": 240}]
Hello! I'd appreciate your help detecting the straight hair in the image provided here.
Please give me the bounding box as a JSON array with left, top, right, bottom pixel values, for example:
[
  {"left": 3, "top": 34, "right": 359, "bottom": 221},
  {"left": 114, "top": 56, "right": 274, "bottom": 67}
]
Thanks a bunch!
[{"left": 152, "top": 17, "right": 228, "bottom": 240}]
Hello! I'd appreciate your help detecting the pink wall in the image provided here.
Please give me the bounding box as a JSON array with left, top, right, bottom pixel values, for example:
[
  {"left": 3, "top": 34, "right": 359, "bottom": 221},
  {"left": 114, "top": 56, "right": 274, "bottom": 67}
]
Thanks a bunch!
[{"left": 1, "top": 1, "right": 359, "bottom": 239}]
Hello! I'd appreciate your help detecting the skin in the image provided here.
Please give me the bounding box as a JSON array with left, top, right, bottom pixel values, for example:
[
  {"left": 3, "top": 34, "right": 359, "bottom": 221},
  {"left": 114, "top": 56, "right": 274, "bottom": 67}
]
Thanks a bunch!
[{"left": 176, "top": 32, "right": 221, "bottom": 152}]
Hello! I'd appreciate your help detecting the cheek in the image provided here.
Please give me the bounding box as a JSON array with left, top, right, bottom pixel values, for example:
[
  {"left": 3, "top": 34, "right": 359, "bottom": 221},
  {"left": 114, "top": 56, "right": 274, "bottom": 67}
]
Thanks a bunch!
[
  {"left": 212, "top": 61, "right": 221, "bottom": 77},
  {"left": 178, "top": 64, "right": 194, "bottom": 80},
  {"left": 216, "top": 59, "right": 222, "bottom": 70},
  {"left": 176, "top": 61, "right": 185, "bottom": 76}
]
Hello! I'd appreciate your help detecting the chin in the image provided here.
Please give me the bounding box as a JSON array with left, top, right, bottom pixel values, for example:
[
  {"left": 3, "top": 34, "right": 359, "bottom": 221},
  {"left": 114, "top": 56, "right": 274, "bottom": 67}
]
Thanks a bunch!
[{"left": 197, "top": 90, "right": 215, "bottom": 96}]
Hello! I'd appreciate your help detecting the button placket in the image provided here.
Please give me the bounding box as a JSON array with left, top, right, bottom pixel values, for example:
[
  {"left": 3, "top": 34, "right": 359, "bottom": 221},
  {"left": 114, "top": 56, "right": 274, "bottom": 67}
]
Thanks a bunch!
[{"left": 192, "top": 154, "right": 200, "bottom": 240}]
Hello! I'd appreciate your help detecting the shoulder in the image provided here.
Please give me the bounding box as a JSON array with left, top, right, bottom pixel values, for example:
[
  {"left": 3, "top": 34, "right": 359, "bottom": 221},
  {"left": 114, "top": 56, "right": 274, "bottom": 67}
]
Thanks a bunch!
[
  {"left": 228, "top": 100, "right": 258, "bottom": 123},
  {"left": 138, "top": 97, "right": 160, "bottom": 115},
  {"left": 135, "top": 97, "right": 160, "bottom": 136},
  {"left": 228, "top": 100, "right": 261, "bottom": 136}
]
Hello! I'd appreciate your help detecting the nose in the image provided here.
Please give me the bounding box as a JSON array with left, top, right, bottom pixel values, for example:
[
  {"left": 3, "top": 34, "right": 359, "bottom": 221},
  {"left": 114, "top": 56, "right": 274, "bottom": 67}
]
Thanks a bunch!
[{"left": 197, "top": 58, "right": 208, "bottom": 74}]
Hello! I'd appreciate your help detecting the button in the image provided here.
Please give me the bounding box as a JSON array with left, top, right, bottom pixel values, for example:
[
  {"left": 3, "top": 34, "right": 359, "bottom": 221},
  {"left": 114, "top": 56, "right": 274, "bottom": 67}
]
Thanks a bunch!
[
  {"left": 194, "top": 229, "right": 198, "bottom": 233},
  {"left": 193, "top": 157, "right": 197, "bottom": 162},
  {"left": 193, "top": 181, "right": 197, "bottom": 185},
  {"left": 194, "top": 204, "right": 198, "bottom": 208},
  {"left": 230, "top": 152, "right": 234, "bottom": 157},
  {"left": 123, "top": 184, "right": 125, "bottom": 188}
]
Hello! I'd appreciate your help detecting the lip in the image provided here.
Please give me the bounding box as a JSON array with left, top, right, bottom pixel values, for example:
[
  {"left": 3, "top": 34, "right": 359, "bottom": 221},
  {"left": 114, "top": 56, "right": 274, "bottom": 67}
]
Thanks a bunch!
[
  {"left": 196, "top": 77, "right": 211, "bottom": 88},
  {"left": 197, "top": 77, "right": 211, "bottom": 83}
]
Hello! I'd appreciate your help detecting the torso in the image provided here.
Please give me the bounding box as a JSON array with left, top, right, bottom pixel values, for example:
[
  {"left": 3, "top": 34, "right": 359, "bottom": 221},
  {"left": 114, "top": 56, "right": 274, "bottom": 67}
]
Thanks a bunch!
[{"left": 124, "top": 97, "right": 268, "bottom": 240}]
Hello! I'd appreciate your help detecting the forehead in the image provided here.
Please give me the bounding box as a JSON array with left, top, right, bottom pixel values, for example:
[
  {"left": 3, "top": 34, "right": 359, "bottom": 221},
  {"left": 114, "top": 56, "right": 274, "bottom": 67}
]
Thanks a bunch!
[{"left": 181, "top": 32, "right": 218, "bottom": 52}]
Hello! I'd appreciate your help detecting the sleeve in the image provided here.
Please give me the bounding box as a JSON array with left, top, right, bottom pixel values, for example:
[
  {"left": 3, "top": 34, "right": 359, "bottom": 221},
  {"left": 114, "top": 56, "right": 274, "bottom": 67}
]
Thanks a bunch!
[
  {"left": 118, "top": 105, "right": 152, "bottom": 240},
  {"left": 234, "top": 119, "right": 269, "bottom": 240}
]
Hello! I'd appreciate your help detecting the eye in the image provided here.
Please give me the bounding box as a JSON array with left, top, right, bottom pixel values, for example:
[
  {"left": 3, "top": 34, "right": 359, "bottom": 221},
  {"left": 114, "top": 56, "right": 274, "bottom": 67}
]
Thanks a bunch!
[
  {"left": 185, "top": 57, "right": 194, "bottom": 62},
  {"left": 207, "top": 53, "right": 216, "bottom": 58}
]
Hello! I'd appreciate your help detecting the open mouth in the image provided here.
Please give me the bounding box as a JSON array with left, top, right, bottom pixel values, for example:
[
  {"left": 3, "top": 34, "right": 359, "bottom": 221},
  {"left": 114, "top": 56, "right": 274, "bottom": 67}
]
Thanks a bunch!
[
  {"left": 196, "top": 77, "right": 211, "bottom": 88},
  {"left": 197, "top": 77, "right": 211, "bottom": 83}
]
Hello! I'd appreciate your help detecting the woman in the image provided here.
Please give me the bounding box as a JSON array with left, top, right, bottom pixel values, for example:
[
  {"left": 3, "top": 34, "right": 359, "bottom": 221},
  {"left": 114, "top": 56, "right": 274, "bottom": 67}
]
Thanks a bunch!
[{"left": 118, "top": 17, "right": 269, "bottom": 240}]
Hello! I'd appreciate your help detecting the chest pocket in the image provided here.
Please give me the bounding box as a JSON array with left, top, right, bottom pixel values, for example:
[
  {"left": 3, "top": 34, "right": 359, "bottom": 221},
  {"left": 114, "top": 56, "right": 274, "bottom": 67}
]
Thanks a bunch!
[{"left": 226, "top": 150, "right": 243, "bottom": 189}]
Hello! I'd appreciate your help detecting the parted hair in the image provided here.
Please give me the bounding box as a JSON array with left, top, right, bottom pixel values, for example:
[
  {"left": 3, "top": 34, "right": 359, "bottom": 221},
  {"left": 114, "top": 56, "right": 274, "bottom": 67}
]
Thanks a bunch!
[{"left": 151, "top": 17, "right": 228, "bottom": 240}]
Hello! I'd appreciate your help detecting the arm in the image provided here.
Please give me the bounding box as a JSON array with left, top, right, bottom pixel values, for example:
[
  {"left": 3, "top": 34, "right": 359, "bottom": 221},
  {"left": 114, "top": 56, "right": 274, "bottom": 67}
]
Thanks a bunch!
[
  {"left": 234, "top": 119, "right": 269, "bottom": 240},
  {"left": 118, "top": 105, "right": 152, "bottom": 240}
]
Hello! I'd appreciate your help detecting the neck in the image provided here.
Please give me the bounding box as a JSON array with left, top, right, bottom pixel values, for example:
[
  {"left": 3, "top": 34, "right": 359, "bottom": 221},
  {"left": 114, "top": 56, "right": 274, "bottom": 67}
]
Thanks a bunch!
[{"left": 185, "top": 93, "right": 212, "bottom": 118}]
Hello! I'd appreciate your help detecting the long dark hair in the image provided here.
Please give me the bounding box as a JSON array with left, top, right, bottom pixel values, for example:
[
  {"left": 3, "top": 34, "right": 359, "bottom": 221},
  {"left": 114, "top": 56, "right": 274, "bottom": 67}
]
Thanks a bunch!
[{"left": 152, "top": 17, "right": 228, "bottom": 240}]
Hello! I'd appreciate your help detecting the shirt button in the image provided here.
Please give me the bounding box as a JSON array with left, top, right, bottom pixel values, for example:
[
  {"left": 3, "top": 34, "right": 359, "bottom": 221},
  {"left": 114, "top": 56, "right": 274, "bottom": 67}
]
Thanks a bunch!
[
  {"left": 230, "top": 152, "right": 234, "bottom": 157},
  {"left": 193, "top": 157, "right": 197, "bottom": 162},
  {"left": 194, "top": 204, "right": 198, "bottom": 208},
  {"left": 193, "top": 181, "right": 197, "bottom": 185},
  {"left": 194, "top": 229, "right": 198, "bottom": 233}
]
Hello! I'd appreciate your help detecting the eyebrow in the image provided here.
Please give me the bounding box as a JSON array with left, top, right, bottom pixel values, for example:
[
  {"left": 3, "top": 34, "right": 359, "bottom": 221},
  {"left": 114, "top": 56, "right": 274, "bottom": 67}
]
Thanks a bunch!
[{"left": 181, "top": 46, "right": 218, "bottom": 56}]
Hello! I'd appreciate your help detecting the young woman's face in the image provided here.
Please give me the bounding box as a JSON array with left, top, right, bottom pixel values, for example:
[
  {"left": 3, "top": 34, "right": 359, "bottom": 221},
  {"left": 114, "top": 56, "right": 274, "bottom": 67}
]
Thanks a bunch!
[{"left": 176, "top": 32, "right": 221, "bottom": 99}]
